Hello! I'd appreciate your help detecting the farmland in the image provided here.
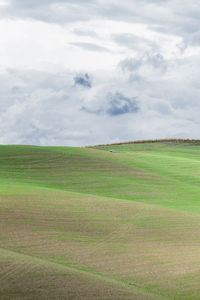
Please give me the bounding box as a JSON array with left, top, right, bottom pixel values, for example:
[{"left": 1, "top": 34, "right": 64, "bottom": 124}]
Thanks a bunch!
[{"left": 1, "top": 141, "right": 200, "bottom": 299}]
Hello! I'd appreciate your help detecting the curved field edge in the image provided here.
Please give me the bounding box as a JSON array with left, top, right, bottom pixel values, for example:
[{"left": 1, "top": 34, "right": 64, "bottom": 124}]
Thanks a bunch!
[
  {"left": 1, "top": 143, "right": 200, "bottom": 212},
  {"left": 87, "top": 138, "right": 200, "bottom": 147}
]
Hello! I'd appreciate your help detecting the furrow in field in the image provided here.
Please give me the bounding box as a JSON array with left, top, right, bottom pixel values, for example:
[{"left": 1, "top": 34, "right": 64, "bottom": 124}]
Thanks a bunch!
[{"left": 0, "top": 248, "right": 165, "bottom": 300}]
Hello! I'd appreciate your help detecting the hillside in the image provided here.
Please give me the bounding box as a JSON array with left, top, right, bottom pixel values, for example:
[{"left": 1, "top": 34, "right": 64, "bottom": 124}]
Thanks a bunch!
[{"left": 1, "top": 141, "right": 200, "bottom": 299}]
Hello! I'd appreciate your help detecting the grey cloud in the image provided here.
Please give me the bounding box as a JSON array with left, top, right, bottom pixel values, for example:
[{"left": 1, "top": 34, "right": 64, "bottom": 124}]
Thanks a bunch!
[
  {"left": 71, "top": 42, "right": 110, "bottom": 53},
  {"left": 10, "top": 0, "right": 58, "bottom": 8},
  {"left": 120, "top": 53, "right": 167, "bottom": 74},
  {"left": 73, "top": 28, "right": 98, "bottom": 38},
  {"left": 82, "top": 92, "right": 139, "bottom": 116},
  {"left": 9, "top": 0, "right": 94, "bottom": 10},
  {"left": 74, "top": 73, "right": 92, "bottom": 88},
  {"left": 181, "top": 31, "right": 200, "bottom": 48},
  {"left": 100, "top": 1, "right": 200, "bottom": 48},
  {"left": 2, "top": 0, "right": 200, "bottom": 49},
  {"left": 106, "top": 92, "right": 139, "bottom": 116},
  {"left": 112, "top": 33, "right": 157, "bottom": 52},
  {"left": 4, "top": 0, "right": 98, "bottom": 23},
  {"left": 114, "top": 1, "right": 200, "bottom": 36},
  {"left": 151, "top": 100, "right": 172, "bottom": 115}
]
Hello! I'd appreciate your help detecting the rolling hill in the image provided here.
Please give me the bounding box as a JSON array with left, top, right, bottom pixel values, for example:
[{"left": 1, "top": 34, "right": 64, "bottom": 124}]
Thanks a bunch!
[{"left": 1, "top": 140, "right": 200, "bottom": 299}]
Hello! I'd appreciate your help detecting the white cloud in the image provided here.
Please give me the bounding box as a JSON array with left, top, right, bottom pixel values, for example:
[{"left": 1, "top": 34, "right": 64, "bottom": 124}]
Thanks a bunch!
[{"left": 0, "top": 0, "right": 200, "bottom": 145}]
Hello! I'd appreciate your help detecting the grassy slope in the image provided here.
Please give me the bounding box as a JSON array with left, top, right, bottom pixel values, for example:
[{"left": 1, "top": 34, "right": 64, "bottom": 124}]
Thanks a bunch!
[{"left": 1, "top": 142, "right": 200, "bottom": 299}]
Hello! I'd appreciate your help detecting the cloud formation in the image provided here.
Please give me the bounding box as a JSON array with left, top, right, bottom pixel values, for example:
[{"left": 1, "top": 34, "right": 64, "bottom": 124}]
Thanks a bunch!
[
  {"left": 0, "top": 0, "right": 200, "bottom": 145},
  {"left": 4, "top": 0, "right": 200, "bottom": 42},
  {"left": 82, "top": 92, "right": 139, "bottom": 116},
  {"left": 106, "top": 92, "right": 139, "bottom": 116},
  {"left": 74, "top": 73, "right": 92, "bottom": 88},
  {"left": 71, "top": 42, "right": 110, "bottom": 53}
]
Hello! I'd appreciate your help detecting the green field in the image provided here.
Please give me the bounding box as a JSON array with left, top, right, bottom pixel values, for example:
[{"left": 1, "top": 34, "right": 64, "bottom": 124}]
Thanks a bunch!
[{"left": 1, "top": 141, "right": 200, "bottom": 299}]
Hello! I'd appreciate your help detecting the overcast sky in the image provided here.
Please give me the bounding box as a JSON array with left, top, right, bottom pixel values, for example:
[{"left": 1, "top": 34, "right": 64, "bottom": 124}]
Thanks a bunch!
[{"left": 0, "top": 0, "right": 200, "bottom": 146}]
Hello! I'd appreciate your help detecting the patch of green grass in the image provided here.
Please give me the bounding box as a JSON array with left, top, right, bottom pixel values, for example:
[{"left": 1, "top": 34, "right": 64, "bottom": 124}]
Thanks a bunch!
[{"left": 1, "top": 142, "right": 200, "bottom": 299}]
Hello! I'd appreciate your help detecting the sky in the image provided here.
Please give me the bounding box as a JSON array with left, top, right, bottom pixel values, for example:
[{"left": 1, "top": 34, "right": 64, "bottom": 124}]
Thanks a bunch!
[{"left": 0, "top": 0, "right": 200, "bottom": 146}]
